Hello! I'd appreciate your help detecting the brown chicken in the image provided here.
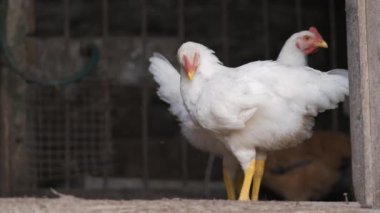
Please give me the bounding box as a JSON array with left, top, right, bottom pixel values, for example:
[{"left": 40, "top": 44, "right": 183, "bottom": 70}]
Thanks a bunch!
[{"left": 262, "top": 130, "right": 351, "bottom": 201}]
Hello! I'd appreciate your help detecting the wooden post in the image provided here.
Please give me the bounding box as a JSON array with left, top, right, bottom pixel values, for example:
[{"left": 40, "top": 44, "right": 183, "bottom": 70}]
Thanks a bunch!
[
  {"left": 0, "top": 0, "right": 35, "bottom": 196},
  {"left": 346, "top": 0, "right": 380, "bottom": 208},
  {"left": 0, "top": 66, "right": 12, "bottom": 197}
]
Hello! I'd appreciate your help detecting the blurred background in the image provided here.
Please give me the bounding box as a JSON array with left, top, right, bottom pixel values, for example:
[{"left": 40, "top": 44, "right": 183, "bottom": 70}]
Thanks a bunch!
[{"left": 0, "top": 0, "right": 351, "bottom": 201}]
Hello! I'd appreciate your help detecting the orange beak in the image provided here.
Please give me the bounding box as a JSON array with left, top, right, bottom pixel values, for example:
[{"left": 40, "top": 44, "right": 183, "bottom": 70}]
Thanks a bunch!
[
  {"left": 314, "top": 40, "right": 328, "bottom": 48},
  {"left": 309, "top": 27, "right": 328, "bottom": 49},
  {"left": 186, "top": 69, "right": 195, "bottom": 80},
  {"left": 182, "top": 53, "right": 199, "bottom": 81}
]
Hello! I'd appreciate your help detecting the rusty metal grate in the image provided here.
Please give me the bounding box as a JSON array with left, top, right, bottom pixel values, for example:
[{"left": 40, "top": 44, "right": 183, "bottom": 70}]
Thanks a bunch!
[{"left": 25, "top": 82, "right": 112, "bottom": 187}]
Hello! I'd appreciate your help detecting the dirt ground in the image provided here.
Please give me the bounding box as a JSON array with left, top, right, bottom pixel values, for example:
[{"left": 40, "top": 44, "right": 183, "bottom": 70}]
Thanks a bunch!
[{"left": 0, "top": 194, "right": 376, "bottom": 213}]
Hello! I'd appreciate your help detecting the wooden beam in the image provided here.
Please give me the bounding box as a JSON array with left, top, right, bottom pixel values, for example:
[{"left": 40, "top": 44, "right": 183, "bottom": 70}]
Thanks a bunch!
[
  {"left": 0, "top": 198, "right": 367, "bottom": 213},
  {"left": 346, "top": 0, "right": 380, "bottom": 208},
  {"left": 0, "top": 0, "right": 37, "bottom": 196}
]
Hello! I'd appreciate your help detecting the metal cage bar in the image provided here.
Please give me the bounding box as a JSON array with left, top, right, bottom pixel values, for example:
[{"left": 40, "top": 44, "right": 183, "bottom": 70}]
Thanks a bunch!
[
  {"left": 101, "top": 0, "right": 111, "bottom": 190},
  {"left": 329, "top": 0, "right": 339, "bottom": 131},
  {"left": 64, "top": 93, "right": 71, "bottom": 189},
  {"left": 102, "top": 0, "right": 109, "bottom": 38},
  {"left": 295, "top": 0, "right": 302, "bottom": 30},
  {"left": 262, "top": 0, "right": 270, "bottom": 59},
  {"left": 178, "top": 0, "right": 185, "bottom": 41},
  {"left": 221, "top": 0, "right": 229, "bottom": 64},
  {"left": 140, "top": 0, "right": 150, "bottom": 191},
  {"left": 63, "top": 0, "right": 70, "bottom": 41},
  {"left": 63, "top": 0, "right": 71, "bottom": 189}
]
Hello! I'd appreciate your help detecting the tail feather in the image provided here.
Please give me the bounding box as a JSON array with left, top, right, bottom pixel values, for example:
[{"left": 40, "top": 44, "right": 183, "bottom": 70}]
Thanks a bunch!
[
  {"left": 310, "top": 69, "right": 349, "bottom": 114},
  {"left": 327, "top": 69, "right": 348, "bottom": 78},
  {"left": 149, "top": 53, "right": 188, "bottom": 122}
]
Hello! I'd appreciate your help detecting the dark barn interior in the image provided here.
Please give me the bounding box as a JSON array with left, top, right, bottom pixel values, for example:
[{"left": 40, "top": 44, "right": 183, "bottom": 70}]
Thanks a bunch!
[{"left": 0, "top": 0, "right": 352, "bottom": 202}]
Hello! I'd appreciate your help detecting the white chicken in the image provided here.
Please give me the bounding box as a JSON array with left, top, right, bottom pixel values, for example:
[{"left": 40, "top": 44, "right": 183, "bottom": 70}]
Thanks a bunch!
[
  {"left": 177, "top": 42, "right": 348, "bottom": 201},
  {"left": 277, "top": 26, "right": 328, "bottom": 66},
  {"left": 149, "top": 54, "right": 240, "bottom": 200},
  {"left": 149, "top": 27, "right": 329, "bottom": 200}
]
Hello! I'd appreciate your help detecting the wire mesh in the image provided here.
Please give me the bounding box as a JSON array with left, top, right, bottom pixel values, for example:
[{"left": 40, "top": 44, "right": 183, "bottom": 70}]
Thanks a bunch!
[{"left": 25, "top": 82, "right": 112, "bottom": 187}]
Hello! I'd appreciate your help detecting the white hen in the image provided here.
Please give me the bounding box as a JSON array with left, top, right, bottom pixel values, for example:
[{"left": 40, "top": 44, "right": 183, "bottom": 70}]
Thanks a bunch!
[
  {"left": 149, "top": 53, "right": 240, "bottom": 200},
  {"left": 177, "top": 42, "right": 348, "bottom": 201},
  {"left": 149, "top": 27, "right": 329, "bottom": 200},
  {"left": 277, "top": 26, "right": 328, "bottom": 66}
]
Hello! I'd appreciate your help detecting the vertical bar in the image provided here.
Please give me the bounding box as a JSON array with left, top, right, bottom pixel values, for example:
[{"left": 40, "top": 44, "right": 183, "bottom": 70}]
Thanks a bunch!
[
  {"left": 329, "top": 0, "right": 339, "bottom": 131},
  {"left": 64, "top": 94, "right": 70, "bottom": 189},
  {"left": 178, "top": 0, "right": 184, "bottom": 41},
  {"left": 178, "top": 0, "right": 188, "bottom": 187},
  {"left": 28, "top": 0, "right": 37, "bottom": 35},
  {"left": 179, "top": 111, "right": 188, "bottom": 187},
  {"left": 221, "top": 0, "right": 229, "bottom": 64},
  {"left": 262, "top": 0, "right": 270, "bottom": 59},
  {"left": 346, "top": 0, "right": 380, "bottom": 208},
  {"left": 64, "top": 0, "right": 70, "bottom": 43},
  {"left": 295, "top": 0, "right": 302, "bottom": 30},
  {"left": 101, "top": 0, "right": 110, "bottom": 190},
  {"left": 329, "top": 0, "right": 337, "bottom": 66},
  {"left": 140, "top": 0, "right": 149, "bottom": 191},
  {"left": 24, "top": 90, "right": 34, "bottom": 190},
  {"left": 102, "top": 0, "right": 109, "bottom": 38},
  {"left": 0, "top": 71, "right": 11, "bottom": 196},
  {"left": 203, "top": 155, "right": 215, "bottom": 198},
  {"left": 63, "top": 0, "right": 71, "bottom": 189}
]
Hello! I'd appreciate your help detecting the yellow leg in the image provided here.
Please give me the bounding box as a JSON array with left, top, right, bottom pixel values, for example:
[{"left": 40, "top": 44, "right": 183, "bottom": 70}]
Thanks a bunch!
[
  {"left": 251, "top": 159, "right": 265, "bottom": 201},
  {"left": 223, "top": 169, "right": 236, "bottom": 200},
  {"left": 238, "top": 159, "right": 255, "bottom": 201}
]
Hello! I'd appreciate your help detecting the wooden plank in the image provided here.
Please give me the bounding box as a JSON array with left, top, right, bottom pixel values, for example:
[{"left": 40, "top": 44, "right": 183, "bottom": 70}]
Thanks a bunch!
[
  {"left": 366, "top": 0, "right": 380, "bottom": 208},
  {"left": 346, "top": 0, "right": 380, "bottom": 208},
  {"left": 345, "top": 0, "right": 367, "bottom": 206},
  {"left": 0, "top": 198, "right": 368, "bottom": 213},
  {"left": 0, "top": 0, "right": 37, "bottom": 196}
]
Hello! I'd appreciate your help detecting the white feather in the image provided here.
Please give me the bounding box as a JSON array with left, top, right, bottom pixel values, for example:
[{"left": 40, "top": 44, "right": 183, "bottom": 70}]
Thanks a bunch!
[
  {"left": 149, "top": 51, "right": 239, "bottom": 176},
  {"left": 277, "top": 31, "right": 310, "bottom": 66},
  {"left": 149, "top": 53, "right": 186, "bottom": 121},
  {"left": 178, "top": 42, "right": 349, "bottom": 170}
]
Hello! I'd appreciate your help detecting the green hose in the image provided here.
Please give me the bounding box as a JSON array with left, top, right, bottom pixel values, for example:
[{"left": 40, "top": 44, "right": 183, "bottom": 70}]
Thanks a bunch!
[{"left": 0, "top": 0, "right": 100, "bottom": 86}]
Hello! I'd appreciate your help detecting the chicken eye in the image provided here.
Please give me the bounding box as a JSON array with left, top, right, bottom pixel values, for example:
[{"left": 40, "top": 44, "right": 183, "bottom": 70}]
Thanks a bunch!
[{"left": 303, "top": 35, "right": 311, "bottom": 41}]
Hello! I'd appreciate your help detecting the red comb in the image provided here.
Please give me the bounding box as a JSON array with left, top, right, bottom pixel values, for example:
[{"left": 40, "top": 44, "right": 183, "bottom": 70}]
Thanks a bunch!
[
  {"left": 183, "top": 55, "right": 190, "bottom": 70},
  {"left": 309, "top": 26, "right": 323, "bottom": 41}
]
